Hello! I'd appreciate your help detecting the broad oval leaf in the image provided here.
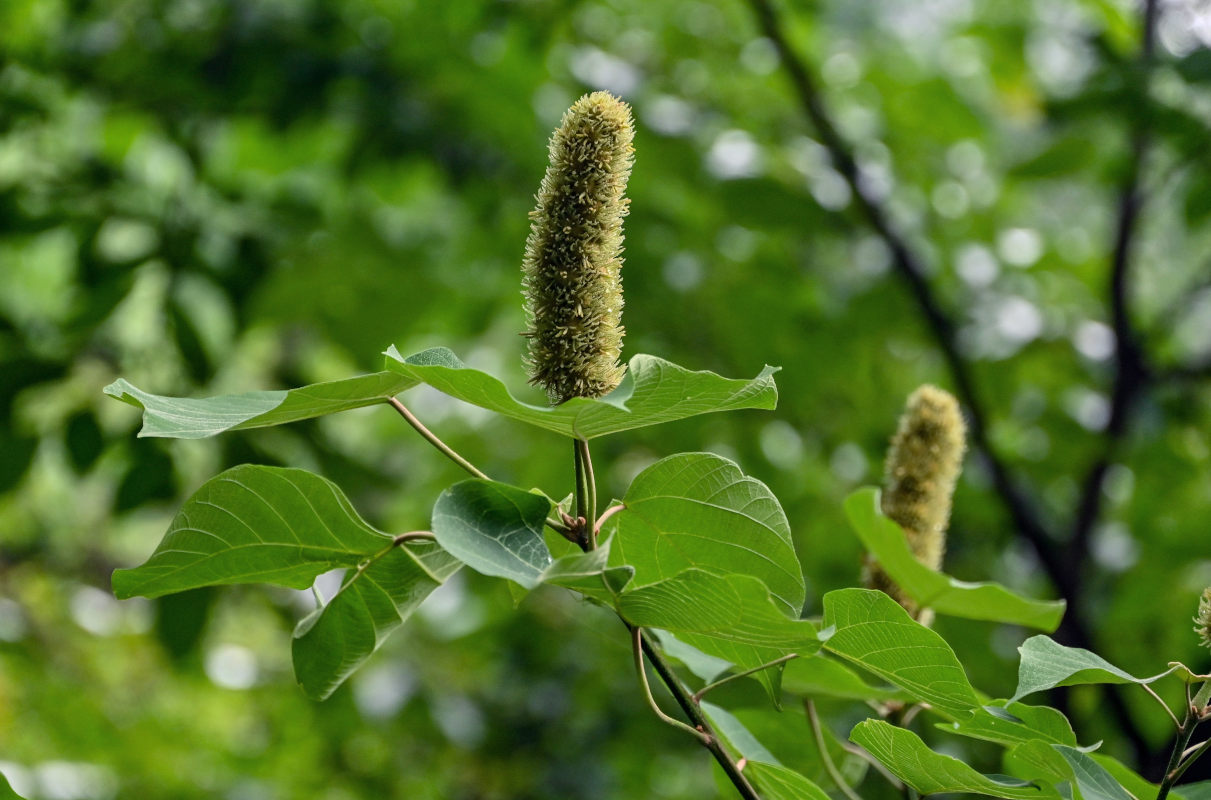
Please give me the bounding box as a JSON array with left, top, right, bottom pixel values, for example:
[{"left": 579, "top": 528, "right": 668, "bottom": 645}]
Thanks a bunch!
[
  {"left": 383, "top": 346, "right": 779, "bottom": 440},
  {"left": 821, "top": 588, "right": 980, "bottom": 719},
  {"left": 114, "top": 465, "right": 403, "bottom": 598},
  {"left": 110, "top": 465, "right": 461, "bottom": 700},
  {"left": 293, "top": 542, "right": 459, "bottom": 700},
  {"left": 431, "top": 479, "right": 553, "bottom": 589},
  {"left": 104, "top": 372, "right": 418, "bottom": 439},
  {"left": 851, "top": 720, "right": 1048, "bottom": 799},
  {"left": 610, "top": 452, "right": 804, "bottom": 618},
  {"left": 845, "top": 488, "right": 1065, "bottom": 631},
  {"left": 1008, "top": 635, "right": 1178, "bottom": 705}
]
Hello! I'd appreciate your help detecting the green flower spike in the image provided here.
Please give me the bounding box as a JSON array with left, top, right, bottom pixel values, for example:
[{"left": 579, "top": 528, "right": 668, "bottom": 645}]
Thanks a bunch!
[
  {"left": 864, "top": 385, "right": 967, "bottom": 620},
  {"left": 1195, "top": 587, "right": 1211, "bottom": 651},
  {"left": 522, "top": 91, "right": 634, "bottom": 404}
]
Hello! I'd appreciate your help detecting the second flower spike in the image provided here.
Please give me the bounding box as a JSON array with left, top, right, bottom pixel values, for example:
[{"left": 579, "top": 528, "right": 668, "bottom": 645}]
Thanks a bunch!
[{"left": 522, "top": 91, "right": 635, "bottom": 404}]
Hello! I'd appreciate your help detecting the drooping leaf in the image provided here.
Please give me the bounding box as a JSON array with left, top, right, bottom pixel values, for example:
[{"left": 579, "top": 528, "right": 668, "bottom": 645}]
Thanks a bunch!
[
  {"left": 782, "top": 654, "right": 909, "bottom": 703},
  {"left": 701, "top": 702, "right": 833, "bottom": 800},
  {"left": 610, "top": 452, "right": 804, "bottom": 618},
  {"left": 293, "top": 541, "right": 460, "bottom": 700},
  {"left": 114, "top": 465, "right": 406, "bottom": 598},
  {"left": 845, "top": 488, "right": 1065, "bottom": 631},
  {"left": 723, "top": 703, "right": 869, "bottom": 797},
  {"left": 430, "top": 479, "right": 553, "bottom": 589},
  {"left": 1009, "top": 635, "right": 1178, "bottom": 705},
  {"left": 821, "top": 588, "right": 980, "bottom": 719},
  {"left": 650, "top": 629, "right": 734, "bottom": 683},
  {"left": 104, "top": 372, "right": 418, "bottom": 439},
  {"left": 941, "top": 700, "right": 1078, "bottom": 748},
  {"left": 383, "top": 346, "right": 779, "bottom": 440},
  {"left": 1008, "top": 742, "right": 1134, "bottom": 800},
  {"left": 111, "top": 465, "right": 460, "bottom": 699},
  {"left": 851, "top": 720, "right": 1048, "bottom": 799}
]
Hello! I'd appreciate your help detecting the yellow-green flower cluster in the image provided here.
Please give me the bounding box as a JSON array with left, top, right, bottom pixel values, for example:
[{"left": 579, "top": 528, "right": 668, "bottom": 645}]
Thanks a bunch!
[
  {"left": 864, "top": 385, "right": 967, "bottom": 619},
  {"left": 522, "top": 91, "right": 634, "bottom": 404}
]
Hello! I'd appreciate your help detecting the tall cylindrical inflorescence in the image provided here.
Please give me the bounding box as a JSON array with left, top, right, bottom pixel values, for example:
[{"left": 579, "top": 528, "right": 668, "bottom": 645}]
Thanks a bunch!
[
  {"left": 522, "top": 91, "right": 634, "bottom": 404},
  {"left": 864, "top": 385, "right": 967, "bottom": 620}
]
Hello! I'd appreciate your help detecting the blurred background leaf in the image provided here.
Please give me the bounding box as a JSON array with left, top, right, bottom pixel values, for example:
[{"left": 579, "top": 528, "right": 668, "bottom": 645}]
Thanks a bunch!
[{"left": 2, "top": 0, "right": 1211, "bottom": 798}]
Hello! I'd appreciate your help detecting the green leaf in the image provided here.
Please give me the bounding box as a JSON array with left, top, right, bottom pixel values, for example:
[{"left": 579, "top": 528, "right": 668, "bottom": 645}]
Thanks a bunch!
[
  {"left": 782, "top": 654, "right": 909, "bottom": 703},
  {"left": 103, "top": 372, "right": 418, "bottom": 439},
  {"left": 701, "top": 702, "right": 833, "bottom": 800},
  {"left": 383, "top": 346, "right": 779, "bottom": 440},
  {"left": 845, "top": 488, "right": 1065, "bottom": 631},
  {"left": 650, "top": 630, "right": 734, "bottom": 682},
  {"left": 821, "top": 588, "right": 980, "bottom": 719},
  {"left": 610, "top": 452, "right": 804, "bottom": 618},
  {"left": 851, "top": 720, "right": 1046, "bottom": 799},
  {"left": 1009, "top": 743, "right": 1134, "bottom": 800},
  {"left": 744, "top": 763, "right": 834, "bottom": 800},
  {"left": 1088, "top": 754, "right": 1163, "bottom": 800},
  {"left": 1009, "top": 635, "right": 1178, "bottom": 705},
  {"left": 941, "top": 701, "right": 1078, "bottom": 748},
  {"left": 110, "top": 465, "right": 460, "bottom": 699},
  {"left": 1057, "top": 752, "right": 1143, "bottom": 800},
  {"left": 430, "top": 479, "right": 553, "bottom": 589},
  {"left": 0, "top": 773, "right": 25, "bottom": 800},
  {"left": 619, "top": 570, "right": 818, "bottom": 700},
  {"left": 619, "top": 570, "right": 819, "bottom": 653},
  {"left": 114, "top": 465, "right": 406, "bottom": 598},
  {"left": 293, "top": 541, "right": 459, "bottom": 700},
  {"left": 539, "top": 546, "right": 633, "bottom": 606}
]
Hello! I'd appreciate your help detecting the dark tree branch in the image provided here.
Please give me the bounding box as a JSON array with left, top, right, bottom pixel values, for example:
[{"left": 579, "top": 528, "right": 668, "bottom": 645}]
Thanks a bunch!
[
  {"left": 746, "top": 0, "right": 1158, "bottom": 765},
  {"left": 1066, "top": 0, "right": 1160, "bottom": 570},
  {"left": 746, "top": 0, "right": 1066, "bottom": 596}
]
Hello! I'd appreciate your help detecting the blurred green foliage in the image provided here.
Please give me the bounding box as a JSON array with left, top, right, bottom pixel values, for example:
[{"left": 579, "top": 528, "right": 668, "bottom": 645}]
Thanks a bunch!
[{"left": 2, "top": 0, "right": 1210, "bottom": 797}]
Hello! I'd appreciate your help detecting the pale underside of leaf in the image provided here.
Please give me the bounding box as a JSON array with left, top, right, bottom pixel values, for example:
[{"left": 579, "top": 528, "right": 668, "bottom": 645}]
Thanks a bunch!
[
  {"left": 104, "top": 371, "right": 418, "bottom": 439},
  {"left": 383, "top": 345, "right": 779, "bottom": 440},
  {"left": 845, "top": 488, "right": 1065, "bottom": 631},
  {"left": 1009, "top": 635, "right": 1179, "bottom": 705}
]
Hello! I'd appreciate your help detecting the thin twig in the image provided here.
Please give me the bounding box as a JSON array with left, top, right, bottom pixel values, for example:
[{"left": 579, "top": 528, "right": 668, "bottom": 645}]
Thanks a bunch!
[
  {"left": 578, "top": 438, "right": 598, "bottom": 547},
  {"left": 392, "top": 531, "right": 436, "bottom": 546},
  {"left": 594, "top": 504, "right": 626, "bottom": 536},
  {"left": 1142, "top": 683, "right": 1182, "bottom": 730},
  {"left": 387, "top": 397, "right": 489, "bottom": 480},
  {"left": 1181, "top": 738, "right": 1211, "bottom": 760},
  {"left": 632, "top": 626, "right": 712, "bottom": 743},
  {"left": 388, "top": 397, "right": 571, "bottom": 535},
  {"left": 692, "top": 654, "right": 799, "bottom": 703},
  {"left": 805, "top": 699, "right": 865, "bottom": 800},
  {"left": 635, "top": 628, "right": 764, "bottom": 800}
]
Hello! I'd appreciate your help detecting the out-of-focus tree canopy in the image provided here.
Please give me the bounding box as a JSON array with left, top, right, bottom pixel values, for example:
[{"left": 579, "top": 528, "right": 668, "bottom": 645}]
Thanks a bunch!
[{"left": 2, "top": 0, "right": 1210, "bottom": 797}]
